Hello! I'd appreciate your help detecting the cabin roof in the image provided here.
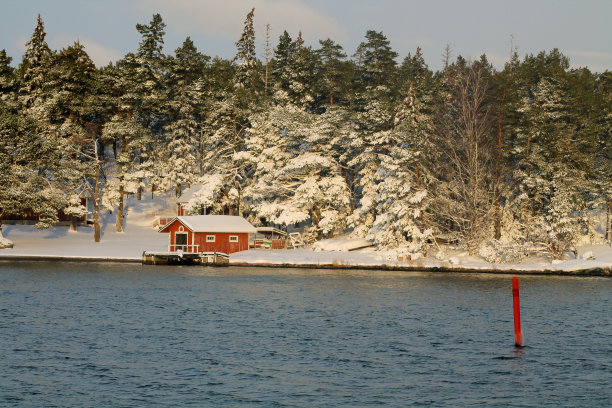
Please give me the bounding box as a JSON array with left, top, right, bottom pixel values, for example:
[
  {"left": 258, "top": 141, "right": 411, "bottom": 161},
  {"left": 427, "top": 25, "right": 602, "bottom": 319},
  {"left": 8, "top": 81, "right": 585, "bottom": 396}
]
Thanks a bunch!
[
  {"left": 159, "top": 215, "right": 257, "bottom": 233},
  {"left": 176, "top": 184, "right": 202, "bottom": 203},
  {"left": 255, "top": 227, "right": 287, "bottom": 236}
]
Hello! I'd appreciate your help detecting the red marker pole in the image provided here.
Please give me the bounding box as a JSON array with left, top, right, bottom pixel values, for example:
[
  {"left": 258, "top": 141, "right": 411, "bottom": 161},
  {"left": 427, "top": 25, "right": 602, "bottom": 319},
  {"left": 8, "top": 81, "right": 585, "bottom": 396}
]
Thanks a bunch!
[{"left": 512, "top": 277, "right": 523, "bottom": 347}]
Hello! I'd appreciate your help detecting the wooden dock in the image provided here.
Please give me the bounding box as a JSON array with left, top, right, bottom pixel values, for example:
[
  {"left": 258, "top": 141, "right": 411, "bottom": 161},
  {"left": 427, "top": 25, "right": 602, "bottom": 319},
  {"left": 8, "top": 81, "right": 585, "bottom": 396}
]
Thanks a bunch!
[{"left": 142, "top": 251, "right": 229, "bottom": 266}]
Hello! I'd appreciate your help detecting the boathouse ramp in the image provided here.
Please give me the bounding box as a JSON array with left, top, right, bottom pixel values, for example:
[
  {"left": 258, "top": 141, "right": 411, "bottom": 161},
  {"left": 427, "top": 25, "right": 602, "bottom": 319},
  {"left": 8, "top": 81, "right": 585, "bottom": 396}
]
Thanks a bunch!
[{"left": 142, "top": 251, "right": 229, "bottom": 265}]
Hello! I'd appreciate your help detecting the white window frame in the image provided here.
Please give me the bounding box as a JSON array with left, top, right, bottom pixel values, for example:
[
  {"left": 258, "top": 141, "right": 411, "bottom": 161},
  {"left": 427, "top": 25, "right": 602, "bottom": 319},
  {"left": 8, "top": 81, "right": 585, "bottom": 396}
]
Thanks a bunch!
[
  {"left": 229, "top": 235, "right": 239, "bottom": 242},
  {"left": 206, "top": 235, "right": 216, "bottom": 242}
]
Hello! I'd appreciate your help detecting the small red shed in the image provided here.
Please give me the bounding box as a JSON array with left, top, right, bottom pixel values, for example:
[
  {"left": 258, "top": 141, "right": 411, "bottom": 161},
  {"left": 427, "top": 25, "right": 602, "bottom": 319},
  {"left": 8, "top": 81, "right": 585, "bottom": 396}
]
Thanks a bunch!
[{"left": 159, "top": 215, "right": 257, "bottom": 254}]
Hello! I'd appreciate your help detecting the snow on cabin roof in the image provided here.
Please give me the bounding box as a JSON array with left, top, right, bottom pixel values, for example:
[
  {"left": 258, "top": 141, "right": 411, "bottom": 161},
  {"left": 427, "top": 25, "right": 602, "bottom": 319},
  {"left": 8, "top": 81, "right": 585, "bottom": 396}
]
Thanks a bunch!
[{"left": 160, "top": 215, "right": 257, "bottom": 233}]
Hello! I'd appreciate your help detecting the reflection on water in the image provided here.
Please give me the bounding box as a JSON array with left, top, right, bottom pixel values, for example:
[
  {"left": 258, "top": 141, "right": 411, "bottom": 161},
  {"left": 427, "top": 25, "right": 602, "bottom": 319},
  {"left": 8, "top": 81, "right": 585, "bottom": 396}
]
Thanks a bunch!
[{"left": 0, "top": 262, "right": 610, "bottom": 407}]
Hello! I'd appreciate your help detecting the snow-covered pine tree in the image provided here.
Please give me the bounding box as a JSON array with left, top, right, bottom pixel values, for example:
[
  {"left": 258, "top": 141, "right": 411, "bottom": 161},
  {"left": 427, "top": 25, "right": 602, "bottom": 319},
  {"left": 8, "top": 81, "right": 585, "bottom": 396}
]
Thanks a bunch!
[
  {"left": 162, "top": 37, "right": 210, "bottom": 195},
  {"left": 110, "top": 14, "right": 169, "bottom": 200},
  {"left": 210, "top": 7, "right": 264, "bottom": 215},
  {"left": 242, "top": 103, "right": 298, "bottom": 225},
  {"left": 365, "top": 76, "right": 434, "bottom": 257},
  {"left": 293, "top": 107, "right": 352, "bottom": 238},
  {"left": 511, "top": 72, "right": 592, "bottom": 257},
  {"left": 244, "top": 102, "right": 351, "bottom": 238},
  {"left": 19, "top": 14, "right": 52, "bottom": 115},
  {"left": 102, "top": 115, "right": 150, "bottom": 232},
  {"left": 63, "top": 194, "right": 88, "bottom": 232},
  {"left": 0, "top": 105, "right": 64, "bottom": 233},
  {"left": 592, "top": 71, "right": 612, "bottom": 242},
  {"left": 271, "top": 30, "right": 295, "bottom": 97},
  {"left": 162, "top": 83, "right": 201, "bottom": 195},
  {"left": 349, "top": 30, "right": 398, "bottom": 238},
  {"left": 0, "top": 50, "right": 18, "bottom": 109},
  {"left": 285, "top": 32, "right": 319, "bottom": 110},
  {"left": 49, "top": 42, "right": 108, "bottom": 234},
  {"left": 233, "top": 8, "right": 262, "bottom": 102}
]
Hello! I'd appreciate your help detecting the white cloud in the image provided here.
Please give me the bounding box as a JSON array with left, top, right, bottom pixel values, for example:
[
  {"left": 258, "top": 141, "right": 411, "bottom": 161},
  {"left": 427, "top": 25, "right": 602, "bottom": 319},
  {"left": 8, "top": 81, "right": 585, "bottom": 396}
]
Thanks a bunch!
[
  {"left": 138, "top": 0, "right": 348, "bottom": 46},
  {"left": 51, "top": 35, "right": 123, "bottom": 67}
]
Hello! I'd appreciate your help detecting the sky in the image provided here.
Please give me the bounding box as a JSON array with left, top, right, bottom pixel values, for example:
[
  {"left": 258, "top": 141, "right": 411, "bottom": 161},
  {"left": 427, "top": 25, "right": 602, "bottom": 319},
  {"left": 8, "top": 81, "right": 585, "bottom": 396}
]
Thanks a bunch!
[{"left": 2, "top": 0, "right": 611, "bottom": 72}]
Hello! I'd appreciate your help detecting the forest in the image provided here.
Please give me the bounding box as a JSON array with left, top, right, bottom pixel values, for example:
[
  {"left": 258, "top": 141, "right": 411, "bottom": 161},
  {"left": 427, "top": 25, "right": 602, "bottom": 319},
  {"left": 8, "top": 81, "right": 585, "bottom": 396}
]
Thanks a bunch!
[{"left": 1, "top": 10, "right": 611, "bottom": 261}]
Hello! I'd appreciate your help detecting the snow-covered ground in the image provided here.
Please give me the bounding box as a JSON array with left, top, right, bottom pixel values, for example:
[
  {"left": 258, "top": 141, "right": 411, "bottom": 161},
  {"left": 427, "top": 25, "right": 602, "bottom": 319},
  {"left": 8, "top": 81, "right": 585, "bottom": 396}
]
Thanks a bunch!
[
  {"left": 232, "top": 244, "right": 612, "bottom": 274},
  {"left": 0, "top": 195, "right": 171, "bottom": 260},
  {"left": 0, "top": 195, "right": 611, "bottom": 274}
]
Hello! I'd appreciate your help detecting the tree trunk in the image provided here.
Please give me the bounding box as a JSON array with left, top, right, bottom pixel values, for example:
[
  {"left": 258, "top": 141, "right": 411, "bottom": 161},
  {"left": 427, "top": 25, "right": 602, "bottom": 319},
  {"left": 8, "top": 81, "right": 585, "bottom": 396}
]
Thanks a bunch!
[
  {"left": 93, "top": 170, "right": 101, "bottom": 243},
  {"left": 329, "top": 73, "right": 335, "bottom": 106},
  {"left": 137, "top": 156, "right": 143, "bottom": 200},
  {"left": 116, "top": 184, "right": 124, "bottom": 233},
  {"left": 236, "top": 184, "right": 242, "bottom": 216},
  {"left": 608, "top": 201, "right": 612, "bottom": 245},
  {"left": 199, "top": 130, "right": 205, "bottom": 177},
  {"left": 70, "top": 216, "right": 77, "bottom": 232},
  {"left": 494, "top": 203, "right": 502, "bottom": 240},
  {"left": 416, "top": 164, "right": 424, "bottom": 224},
  {"left": 494, "top": 116, "right": 503, "bottom": 240},
  {"left": 92, "top": 145, "right": 102, "bottom": 243},
  {"left": 310, "top": 204, "right": 322, "bottom": 239}
]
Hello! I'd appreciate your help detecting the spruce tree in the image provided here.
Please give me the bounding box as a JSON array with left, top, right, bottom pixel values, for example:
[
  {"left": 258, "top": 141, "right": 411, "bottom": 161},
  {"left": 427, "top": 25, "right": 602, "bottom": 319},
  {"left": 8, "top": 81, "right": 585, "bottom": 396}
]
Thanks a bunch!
[
  {"left": 19, "top": 14, "right": 53, "bottom": 118},
  {"left": 285, "top": 32, "right": 320, "bottom": 110},
  {"left": 271, "top": 31, "right": 295, "bottom": 96},
  {"left": 233, "top": 8, "right": 262, "bottom": 101}
]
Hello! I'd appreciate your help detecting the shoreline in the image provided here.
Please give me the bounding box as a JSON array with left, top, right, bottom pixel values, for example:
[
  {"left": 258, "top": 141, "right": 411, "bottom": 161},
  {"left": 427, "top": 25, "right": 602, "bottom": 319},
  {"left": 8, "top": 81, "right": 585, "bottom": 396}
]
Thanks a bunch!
[{"left": 1, "top": 254, "right": 610, "bottom": 277}]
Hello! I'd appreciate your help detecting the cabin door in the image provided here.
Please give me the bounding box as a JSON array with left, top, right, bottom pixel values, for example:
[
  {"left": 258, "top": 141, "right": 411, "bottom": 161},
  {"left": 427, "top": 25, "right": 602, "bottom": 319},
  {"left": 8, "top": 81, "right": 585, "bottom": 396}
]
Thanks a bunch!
[{"left": 175, "top": 232, "right": 188, "bottom": 251}]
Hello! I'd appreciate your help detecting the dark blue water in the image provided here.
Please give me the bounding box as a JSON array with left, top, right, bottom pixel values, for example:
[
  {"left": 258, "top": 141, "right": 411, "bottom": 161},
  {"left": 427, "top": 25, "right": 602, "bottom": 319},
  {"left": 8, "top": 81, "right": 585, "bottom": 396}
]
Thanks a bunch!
[{"left": 0, "top": 262, "right": 610, "bottom": 407}]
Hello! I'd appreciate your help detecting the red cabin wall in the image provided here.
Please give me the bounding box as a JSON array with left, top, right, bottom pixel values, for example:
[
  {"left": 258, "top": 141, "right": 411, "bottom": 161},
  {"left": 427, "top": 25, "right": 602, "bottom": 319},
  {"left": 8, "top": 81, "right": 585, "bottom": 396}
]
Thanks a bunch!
[
  {"left": 193, "top": 232, "right": 249, "bottom": 254},
  {"left": 162, "top": 219, "right": 250, "bottom": 254}
]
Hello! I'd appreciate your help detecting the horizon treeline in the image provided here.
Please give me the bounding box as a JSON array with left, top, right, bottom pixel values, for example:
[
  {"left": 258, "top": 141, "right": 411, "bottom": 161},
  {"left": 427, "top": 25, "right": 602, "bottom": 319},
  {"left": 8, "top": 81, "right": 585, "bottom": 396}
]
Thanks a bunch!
[{"left": 1, "top": 11, "right": 611, "bottom": 261}]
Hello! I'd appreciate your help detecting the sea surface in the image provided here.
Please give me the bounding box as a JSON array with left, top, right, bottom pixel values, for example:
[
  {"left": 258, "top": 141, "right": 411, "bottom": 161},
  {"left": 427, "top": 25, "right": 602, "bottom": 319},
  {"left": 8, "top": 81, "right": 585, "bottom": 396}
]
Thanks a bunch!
[{"left": 0, "top": 262, "right": 610, "bottom": 407}]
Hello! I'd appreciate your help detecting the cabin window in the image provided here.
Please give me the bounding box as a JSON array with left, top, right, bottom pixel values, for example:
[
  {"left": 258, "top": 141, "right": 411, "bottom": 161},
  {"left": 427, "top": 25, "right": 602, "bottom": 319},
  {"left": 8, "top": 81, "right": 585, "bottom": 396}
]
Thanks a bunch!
[
  {"left": 206, "top": 235, "right": 216, "bottom": 242},
  {"left": 229, "top": 235, "right": 238, "bottom": 242}
]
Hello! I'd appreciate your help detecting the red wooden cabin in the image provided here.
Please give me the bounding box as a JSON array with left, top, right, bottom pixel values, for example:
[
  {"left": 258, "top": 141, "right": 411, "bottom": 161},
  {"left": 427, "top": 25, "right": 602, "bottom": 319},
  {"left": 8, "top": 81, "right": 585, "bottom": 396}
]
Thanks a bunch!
[{"left": 159, "top": 215, "right": 257, "bottom": 254}]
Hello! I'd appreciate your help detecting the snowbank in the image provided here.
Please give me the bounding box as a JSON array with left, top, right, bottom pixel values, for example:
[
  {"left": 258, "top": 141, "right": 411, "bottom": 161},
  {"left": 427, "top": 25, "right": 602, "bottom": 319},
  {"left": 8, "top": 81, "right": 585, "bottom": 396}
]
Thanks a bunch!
[
  {"left": 311, "top": 237, "right": 373, "bottom": 252},
  {"left": 0, "top": 236, "right": 14, "bottom": 249}
]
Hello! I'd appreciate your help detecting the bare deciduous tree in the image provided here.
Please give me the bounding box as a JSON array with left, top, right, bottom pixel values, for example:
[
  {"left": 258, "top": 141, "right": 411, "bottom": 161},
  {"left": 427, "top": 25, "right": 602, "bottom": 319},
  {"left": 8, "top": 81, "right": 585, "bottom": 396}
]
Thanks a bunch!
[{"left": 430, "top": 64, "right": 500, "bottom": 253}]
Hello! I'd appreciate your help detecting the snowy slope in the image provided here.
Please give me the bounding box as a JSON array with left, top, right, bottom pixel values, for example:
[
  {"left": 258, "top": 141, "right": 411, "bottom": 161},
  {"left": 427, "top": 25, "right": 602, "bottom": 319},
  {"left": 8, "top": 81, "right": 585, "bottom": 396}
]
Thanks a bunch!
[{"left": 0, "top": 194, "right": 171, "bottom": 260}]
